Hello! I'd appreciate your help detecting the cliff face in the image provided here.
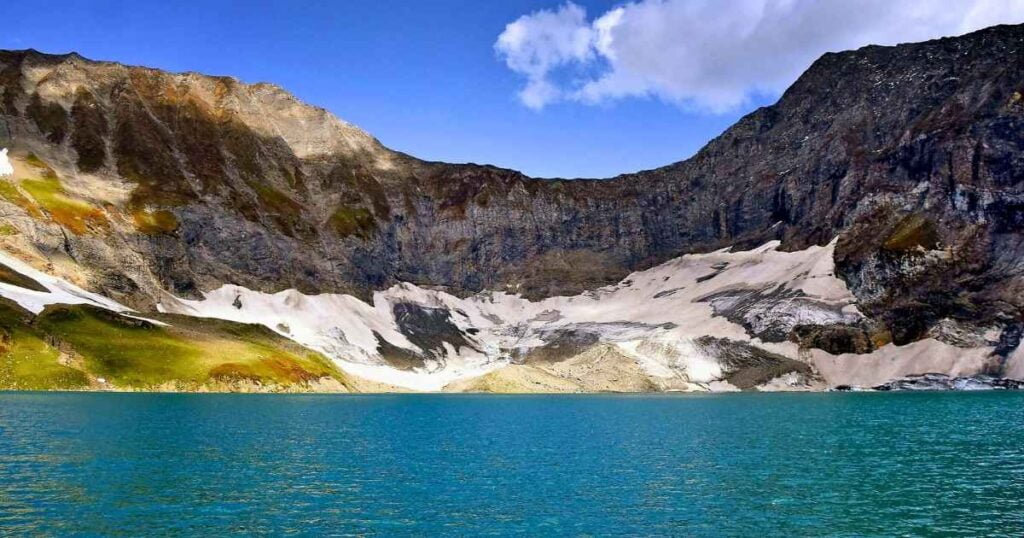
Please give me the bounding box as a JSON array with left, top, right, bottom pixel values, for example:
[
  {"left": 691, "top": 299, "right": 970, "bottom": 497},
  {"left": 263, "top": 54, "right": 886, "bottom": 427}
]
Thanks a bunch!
[{"left": 0, "top": 24, "right": 1023, "bottom": 356}]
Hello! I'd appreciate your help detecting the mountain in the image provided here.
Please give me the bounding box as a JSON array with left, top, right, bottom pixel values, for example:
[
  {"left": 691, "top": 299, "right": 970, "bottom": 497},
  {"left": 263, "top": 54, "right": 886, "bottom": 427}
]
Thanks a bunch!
[{"left": 0, "top": 24, "right": 1022, "bottom": 391}]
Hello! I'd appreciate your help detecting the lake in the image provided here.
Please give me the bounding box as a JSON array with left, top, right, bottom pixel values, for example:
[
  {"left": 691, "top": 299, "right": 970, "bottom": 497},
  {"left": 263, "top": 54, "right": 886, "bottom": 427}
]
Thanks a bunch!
[{"left": 1, "top": 392, "right": 1023, "bottom": 535}]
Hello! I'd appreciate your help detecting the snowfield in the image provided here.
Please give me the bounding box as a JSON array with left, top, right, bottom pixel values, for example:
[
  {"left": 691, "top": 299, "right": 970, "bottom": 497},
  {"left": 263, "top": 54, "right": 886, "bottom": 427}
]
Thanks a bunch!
[
  {"left": 0, "top": 237, "right": 1001, "bottom": 391},
  {"left": 153, "top": 239, "right": 1000, "bottom": 391}
]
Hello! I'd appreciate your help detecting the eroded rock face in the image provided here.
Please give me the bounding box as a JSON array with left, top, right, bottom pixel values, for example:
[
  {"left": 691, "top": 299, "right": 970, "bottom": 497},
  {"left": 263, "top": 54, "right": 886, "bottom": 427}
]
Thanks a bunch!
[
  {"left": 391, "top": 302, "right": 476, "bottom": 358},
  {"left": 0, "top": 24, "right": 1022, "bottom": 356},
  {"left": 872, "top": 374, "right": 1024, "bottom": 391},
  {"left": 697, "top": 285, "right": 857, "bottom": 343},
  {"left": 694, "top": 336, "right": 817, "bottom": 390}
]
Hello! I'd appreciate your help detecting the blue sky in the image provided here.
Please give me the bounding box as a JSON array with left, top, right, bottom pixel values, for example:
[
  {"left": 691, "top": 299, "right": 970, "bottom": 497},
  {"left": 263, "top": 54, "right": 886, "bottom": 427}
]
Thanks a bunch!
[
  {"left": 2, "top": 1, "right": 1021, "bottom": 178},
  {"left": 0, "top": 0, "right": 748, "bottom": 178}
]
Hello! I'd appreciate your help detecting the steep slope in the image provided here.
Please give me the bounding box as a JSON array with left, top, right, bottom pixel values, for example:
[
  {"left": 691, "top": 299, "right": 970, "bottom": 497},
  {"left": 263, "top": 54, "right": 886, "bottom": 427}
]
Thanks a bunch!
[
  {"left": 0, "top": 249, "right": 396, "bottom": 392},
  {"left": 0, "top": 233, "right": 1005, "bottom": 392},
  {"left": 0, "top": 25, "right": 1022, "bottom": 390}
]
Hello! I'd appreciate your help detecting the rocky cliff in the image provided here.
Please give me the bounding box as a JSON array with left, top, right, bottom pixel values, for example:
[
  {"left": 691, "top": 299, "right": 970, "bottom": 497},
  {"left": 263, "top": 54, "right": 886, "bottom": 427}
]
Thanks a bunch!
[{"left": 0, "top": 24, "right": 1022, "bottom": 391}]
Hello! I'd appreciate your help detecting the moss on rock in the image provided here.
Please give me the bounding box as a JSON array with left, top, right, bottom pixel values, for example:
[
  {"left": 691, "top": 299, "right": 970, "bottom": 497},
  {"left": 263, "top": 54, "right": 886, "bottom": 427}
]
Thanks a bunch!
[
  {"left": 883, "top": 214, "right": 939, "bottom": 252},
  {"left": 21, "top": 174, "right": 108, "bottom": 235},
  {"left": 330, "top": 205, "right": 376, "bottom": 239},
  {"left": 132, "top": 209, "right": 179, "bottom": 235}
]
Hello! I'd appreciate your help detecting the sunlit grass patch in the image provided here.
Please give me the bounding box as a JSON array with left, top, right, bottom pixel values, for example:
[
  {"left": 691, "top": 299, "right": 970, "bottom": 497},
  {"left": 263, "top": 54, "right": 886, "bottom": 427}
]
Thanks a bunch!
[
  {"left": 132, "top": 208, "right": 179, "bottom": 235},
  {"left": 161, "top": 314, "right": 345, "bottom": 386},
  {"left": 32, "top": 305, "right": 350, "bottom": 390},
  {"left": 21, "top": 175, "right": 108, "bottom": 235},
  {"left": 0, "top": 299, "right": 88, "bottom": 390},
  {"left": 0, "top": 181, "right": 42, "bottom": 217},
  {"left": 36, "top": 305, "right": 205, "bottom": 388},
  {"left": 330, "top": 205, "right": 375, "bottom": 239}
]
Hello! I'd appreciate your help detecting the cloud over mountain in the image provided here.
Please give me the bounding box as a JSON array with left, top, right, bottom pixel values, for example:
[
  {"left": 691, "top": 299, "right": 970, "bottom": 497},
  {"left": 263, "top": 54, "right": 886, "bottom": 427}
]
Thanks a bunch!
[{"left": 496, "top": 0, "right": 1024, "bottom": 111}]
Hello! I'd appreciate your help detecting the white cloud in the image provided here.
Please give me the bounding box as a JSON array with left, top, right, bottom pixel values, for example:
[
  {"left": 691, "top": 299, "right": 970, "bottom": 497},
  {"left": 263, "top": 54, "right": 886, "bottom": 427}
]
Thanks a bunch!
[
  {"left": 495, "top": 0, "right": 1024, "bottom": 112},
  {"left": 495, "top": 2, "right": 596, "bottom": 109}
]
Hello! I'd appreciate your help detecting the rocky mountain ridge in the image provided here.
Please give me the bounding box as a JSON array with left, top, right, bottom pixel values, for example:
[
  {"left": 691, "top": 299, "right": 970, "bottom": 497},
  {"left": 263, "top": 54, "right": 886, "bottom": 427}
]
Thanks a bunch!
[{"left": 0, "top": 24, "right": 1022, "bottom": 391}]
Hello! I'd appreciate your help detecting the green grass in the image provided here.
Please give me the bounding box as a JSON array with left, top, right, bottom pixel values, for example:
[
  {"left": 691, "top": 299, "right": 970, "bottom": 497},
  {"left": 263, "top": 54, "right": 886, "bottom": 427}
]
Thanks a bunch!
[
  {"left": 132, "top": 209, "right": 179, "bottom": 235},
  {"left": 0, "top": 300, "right": 89, "bottom": 390},
  {"left": 36, "top": 305, "right": 204, "bottom": 387},
  {"left": 32, "top": 305, "right": 349, "bottom": 390},
  {"left": 0, "top": 253, "right": 350, "bottom": 391},
  {"left": 329, "top": 205, "right": 375, "bottom": 239},
  {"left": 21, "top": 175, "right": 108, "bottom": 235},
  {"left": 0, "top": 181, "right": 42, "bottom": 218}
]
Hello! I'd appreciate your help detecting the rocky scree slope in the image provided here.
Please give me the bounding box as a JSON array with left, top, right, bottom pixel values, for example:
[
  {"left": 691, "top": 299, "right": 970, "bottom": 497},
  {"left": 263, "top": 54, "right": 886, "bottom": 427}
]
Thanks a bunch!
[{"left": 0, "top": 25, "right": 1021, "bottom": 390}]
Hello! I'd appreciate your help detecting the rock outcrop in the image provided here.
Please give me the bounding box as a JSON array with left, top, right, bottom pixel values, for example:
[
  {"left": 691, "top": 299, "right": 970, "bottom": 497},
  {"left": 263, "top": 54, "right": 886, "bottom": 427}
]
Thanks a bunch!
[{"left": 872, "top": 373, "right": 1024, "bottom": 391}]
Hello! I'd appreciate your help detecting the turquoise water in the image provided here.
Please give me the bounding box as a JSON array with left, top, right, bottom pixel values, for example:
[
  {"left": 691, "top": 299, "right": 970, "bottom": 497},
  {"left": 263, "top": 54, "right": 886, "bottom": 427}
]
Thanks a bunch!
[{"left": 1, "top": 392, "right": 1023, "bottom": 536}]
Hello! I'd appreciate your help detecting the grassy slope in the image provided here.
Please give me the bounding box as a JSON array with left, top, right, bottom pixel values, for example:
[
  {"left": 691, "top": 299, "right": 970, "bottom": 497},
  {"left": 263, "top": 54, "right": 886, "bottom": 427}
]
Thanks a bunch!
[
  {"left": 0, "top": 300, "right": 356, "bottom": 392},
  {"left": 0, "top": 151, "right": 360, "bottom": 392},
  {"left": 0, "top": 299, "right": 89, "bottom": 390},
  {"left": 20, "top": 174, "right": 108, "bottom": 235}
]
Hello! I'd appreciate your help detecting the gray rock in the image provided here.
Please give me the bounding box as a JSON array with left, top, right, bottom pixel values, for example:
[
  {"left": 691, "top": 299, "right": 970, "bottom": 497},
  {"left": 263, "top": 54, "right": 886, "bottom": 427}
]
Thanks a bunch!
[{"left": 872, "top": 373, "right": 1024, "bottom": 391}]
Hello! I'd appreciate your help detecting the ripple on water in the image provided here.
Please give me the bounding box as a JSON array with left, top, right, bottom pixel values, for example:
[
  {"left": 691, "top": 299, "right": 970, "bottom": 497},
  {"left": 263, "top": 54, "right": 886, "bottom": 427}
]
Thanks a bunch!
[{"left": 1, "top": 392, "right": 1023, "bottom": 535}]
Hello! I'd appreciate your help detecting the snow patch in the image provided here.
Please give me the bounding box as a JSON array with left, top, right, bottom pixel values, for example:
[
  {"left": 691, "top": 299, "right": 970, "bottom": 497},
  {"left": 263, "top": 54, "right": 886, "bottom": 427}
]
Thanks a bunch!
[
  {"left": 811, "top": 338, "right": 996, "bottom": 388},
  {"left": 160, "top": 239, "right": 860, "bottom": 390},
  {"left": 0, "top": 251, "right": 131, "bottom": 315},
  {"left": 1, "top": 234, "right": 1003, "bottom": 392},
  {"left": 0, "top": 149, "right": 13, "bottom": 177}
]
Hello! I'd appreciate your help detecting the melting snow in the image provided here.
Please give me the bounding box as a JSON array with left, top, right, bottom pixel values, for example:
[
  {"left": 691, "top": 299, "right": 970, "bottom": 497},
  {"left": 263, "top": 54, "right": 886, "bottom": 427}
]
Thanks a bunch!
[
  {"left": 0, "top": 237, "right": 1003, "bottom": 391},
  {"left": 160, "top": 239, "right": 865, "bottom": 390},
  {"left": 0, "top": 149, "right": 13, "bottom": 177},
  {"left": 0, "top": 251, "right": 131, "bottom": 315},
  {"left": 811, "top": 339, "right": 995, "bottom": 388}
]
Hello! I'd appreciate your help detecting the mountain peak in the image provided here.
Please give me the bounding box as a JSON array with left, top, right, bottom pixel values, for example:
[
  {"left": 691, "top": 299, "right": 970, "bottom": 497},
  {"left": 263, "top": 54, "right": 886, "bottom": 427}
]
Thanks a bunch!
[
  {"left": 0, "top": 25, "right": 1023, "bottom": 392},
  {"left": 0, "top": 26, "right": 1021, "bottom": 351},
  {"left": 0, "top": 48, "right": 392, "bottom": 164}
]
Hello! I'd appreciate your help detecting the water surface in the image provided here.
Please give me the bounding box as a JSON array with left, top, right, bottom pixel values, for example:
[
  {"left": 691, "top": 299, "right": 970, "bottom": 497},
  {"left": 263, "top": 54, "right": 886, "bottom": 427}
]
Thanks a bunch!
[{"left": 1, "top": 392, "right": 1022, "bottom": 535}]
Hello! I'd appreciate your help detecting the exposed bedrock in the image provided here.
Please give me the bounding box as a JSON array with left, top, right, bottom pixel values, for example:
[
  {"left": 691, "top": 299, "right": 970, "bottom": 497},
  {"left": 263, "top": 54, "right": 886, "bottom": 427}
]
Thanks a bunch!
[{"left": 871, "top": 373, "right": 1024, "bottom": 391}]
